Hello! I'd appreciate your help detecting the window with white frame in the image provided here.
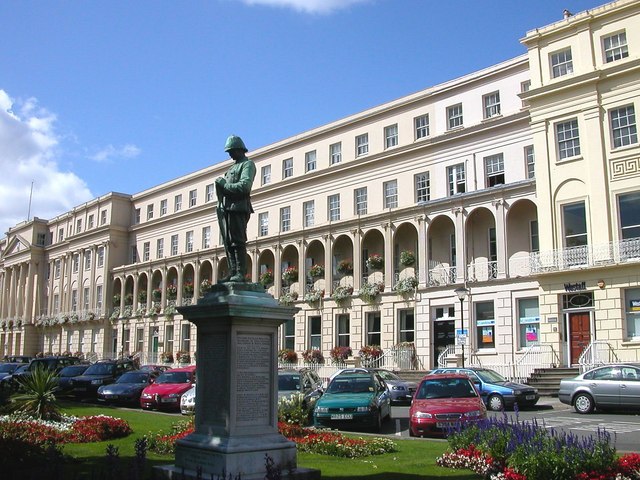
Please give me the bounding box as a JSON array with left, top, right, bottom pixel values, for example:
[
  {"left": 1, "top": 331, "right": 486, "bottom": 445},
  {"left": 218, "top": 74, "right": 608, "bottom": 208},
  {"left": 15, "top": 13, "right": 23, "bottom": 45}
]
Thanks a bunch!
[
  {"left": 261, "top": 165, "right": 271, "bottom": 185},
  {"left": 96, "top": 285, "right": 103, "bottom": 311},
  {"left": 76, "top": 218, "right": 82, "bottom": 234},
  {"left": 131, "top": 245, "right": 138, "bottom": 263},
  {"left": 79, "top": 329, "right": 85, "bottom": 353},
  {"left": 356, "top": 133, "right": 369, "bottom": 157},
  {"left": 73, "top": 254, "right": 79, "bottom": 273},
  {"left": 185, "top": 230, "right": 194, "bottom": 253},
  {"left": 171, "top": 234, "right": 179, "bottom": 256},
  {"left": 100, "top": 210, "right": 107, "bottom": 225},
  {"left": 309, "top": 316, "right": 321, "bottom": 350},
  {"left": 366, "top": 312, "right": 381, "bottom": 346},
  {"left": 330, "top": 142, "right": 342, "bottom": 165},
  {"left": 328, "top": 194, "right": 340, "bottom": 222},
  {"left": 55, "top": 259, "right": 61, "bottom": 278},
  {"left": 280, "top": 206, "right": 290, "bottom": 232},
  {"left": 83, "top": 287, "right": 90, "bottom": 311},
  {"left": 189, "top": 189, "right": 197, "bottom": 207},
  {"left": 147, "top": 204, "right": 154, "bottom": 220},
  {"left": 551, "top": 48, "right": 573, "bottom": 78},
  {"left": 91, "top": 329, "right": 99, "bottom": 353},
  {"left": 303, "top": 200, "right": 315, "bottom": 227},
  {"left": 483, "top": 91, "right": 501, "bottom": 118},
  {"left": 174, "top": 194, "right": 182, "bottom": 212},
  {"left": 84, "top": 251, "right": 91, "bottom": 270},
  {"left": 181, "top": 323, "right": 191, "bottom": 352},
  {"left": 282, "top": 158, "right": 293, "bottom": 178},
  {"left": 415, "top": 172, "right": 430, "bottom": 203},
  {"left": 205, "top": 183, "right": 215, "bottom": 202},
  {"left": 283, "top": 318, "right": 295, "bottom": 350},
  {"left": 259, "top": 212, "right": 269, "bottom": 236},
  {"left": 399, "top": 309, "right": 415, "bottom": 343},
  {"left": 530, "top": 220, "right": 539, "bottom": 252},
  {"left": 450, "top": 233, "right": 457, "bottom": 266},
  {"left": 71, "top": 289, "right": 78, "bottom": 312},
  {"left": 414, "top": 114, "right": 429, "bottom": 139},
  {"left": 143, "top": 241, "right": 150, "bottom": 261},
  {"left": 384, "top": 180, "right": 398, "bottom": 208},
  {"left": 53, "top": 294, "right": 60, "bottom": 314},
  {"left": 484, "top": 153, "right": 505, "bottom": 187},
  {"left": 556, "top": 118, "right": 581, "bottom": 159},
  {"left": 475, "top": 301, "right": 495, "bottom": 349},
  {"left": 157, "top": 238, "right": 164, "bottom": 258},
  {"left": 525, "top": 145, "right": 535, "bottom": 179},
  {"left": 336, "top": 314, "right": 350, "bottom": 347},
  {"left": 447, "top": 103, "right": 463, "bottom": 129},
  {"left": 384, "top": 124, "right": 398, "bottom": 149},
  {"left": 67, "top": 331, "right": 74, "bottom": 353},
  {"left": 202, "top": 226, "right": 211, "bottom": 249},
  {"left": 88, "top": 214, "right": 94, "bottom": 229},
  {"left": 625, "top": 288, "right": 640, "bottom": 339},
  {"left": 447, "top": 163, "right": 466, "bottom": 195},
  {"left": 354, "top": 187, "right": 367, "bottom": 215},
  {"left": 610, "top": 105, "right": 637, "bottom": 148},
  {"left": 563, "top": 202, "right": 588, "bottom": 247},
  {"left": 518, "top": 298, "right": 540, "bottom": 348},
  {"left": 520, "top": 80, "right": 531, "bottom": 108},
  {"left": 603, "top": 31, "right": 628, "bottom": 63},
  {"left": 619, "top": 192, "right": 640, "bottom": 240},
  {"left": 165, "top": 325, "right": 174, "bottom": 355},
  {"left": 160, "top": 199, "right": 167, "bottom": 216},
  {"left": 136, "top": 327, "right": 144, "bottom": 353},
  {"left": 489, "top": 227, "right": 497, "bottom": 265},
  {"left": 305, "top": 150, "right": 317, "bottom": 172},
  {"left": 58, "top": 228, "right": 64, "bottom": 242}
]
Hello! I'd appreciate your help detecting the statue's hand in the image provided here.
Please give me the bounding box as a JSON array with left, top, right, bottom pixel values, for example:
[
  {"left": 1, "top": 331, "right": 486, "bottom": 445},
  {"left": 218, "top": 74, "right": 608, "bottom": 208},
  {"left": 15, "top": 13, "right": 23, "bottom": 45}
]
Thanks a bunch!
[{"left": 215, "top": 177, "right": 227, "bottom": 188}]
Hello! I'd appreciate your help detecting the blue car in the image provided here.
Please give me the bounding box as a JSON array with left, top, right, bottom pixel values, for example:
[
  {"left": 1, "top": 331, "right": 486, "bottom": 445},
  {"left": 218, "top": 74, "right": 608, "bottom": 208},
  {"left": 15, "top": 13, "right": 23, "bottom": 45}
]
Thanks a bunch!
[{"left": 430, "top": 367, "right": 539, "bottom": 411}]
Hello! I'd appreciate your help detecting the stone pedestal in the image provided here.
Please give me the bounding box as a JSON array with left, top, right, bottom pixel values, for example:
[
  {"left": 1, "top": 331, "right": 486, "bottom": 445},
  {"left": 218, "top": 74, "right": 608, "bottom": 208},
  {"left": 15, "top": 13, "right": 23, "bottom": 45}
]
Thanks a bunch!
[{"left": 155, "top": 282, "right": 320, "bottom": 480}]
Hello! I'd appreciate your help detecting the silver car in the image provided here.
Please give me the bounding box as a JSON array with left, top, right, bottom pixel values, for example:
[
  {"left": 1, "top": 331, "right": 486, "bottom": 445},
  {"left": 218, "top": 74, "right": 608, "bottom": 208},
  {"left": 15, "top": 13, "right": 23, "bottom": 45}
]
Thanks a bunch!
[
  {"left": 180, "top": 384, "right": 196, "bottom": 415},
  {"left": 558, "top": 363, "right": 640, "bottom": 414}
]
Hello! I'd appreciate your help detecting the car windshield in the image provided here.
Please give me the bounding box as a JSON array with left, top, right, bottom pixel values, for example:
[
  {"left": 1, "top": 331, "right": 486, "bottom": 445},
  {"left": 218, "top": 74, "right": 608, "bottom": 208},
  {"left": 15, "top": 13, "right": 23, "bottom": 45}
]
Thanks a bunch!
[
  {"left": 83, "top": 363, "right": 116, "bottom": 375},
  {"left": 15, "top": 365, "right": 28, "bottom": 373},
  {"left": 59, "top": 365, "right": 88, "bottom": 377},
  {"left": 376, "top": 370, "right": 400, "bottom": 381},
  {"left": 327, "top": 376, "right": 375, "bottom": 394},
  {"left": 117, "top": 372, "right": 150, "bottom": 384},
  {"left": 0, "top": 364, "right": 18, "bottom": 373},
  {"left": 278, "top": 374, "right": 300, "bottom": 391},
  {"left": 415, "top": 378, "right": 477, "bottom": 400},
  {"left": 475, "top": 369, "right": 507, "bottom": 383},
  {"left": 156, "top": 371, "right": 191, "bottom": 384}
]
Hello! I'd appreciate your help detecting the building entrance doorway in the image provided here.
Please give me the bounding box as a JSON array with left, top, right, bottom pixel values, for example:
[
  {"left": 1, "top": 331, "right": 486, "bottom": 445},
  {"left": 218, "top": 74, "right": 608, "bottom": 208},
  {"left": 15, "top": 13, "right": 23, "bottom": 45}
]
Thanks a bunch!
[
  {"left": 433, "top": 319, "right": 455, "bottom": 368},
  {"left": 569, "top": 312, "right": 591, "bottom": 365}
]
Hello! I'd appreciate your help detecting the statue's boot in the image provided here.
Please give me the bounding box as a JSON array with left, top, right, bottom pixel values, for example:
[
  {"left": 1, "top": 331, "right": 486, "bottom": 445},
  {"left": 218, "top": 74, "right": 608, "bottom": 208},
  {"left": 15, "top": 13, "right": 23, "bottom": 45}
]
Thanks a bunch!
[
  {"left": 229, "top": 246, "right": 247, "bottom": 282},
  {"left": 219, "top": 249, "right": 236, "bottom": 283}
]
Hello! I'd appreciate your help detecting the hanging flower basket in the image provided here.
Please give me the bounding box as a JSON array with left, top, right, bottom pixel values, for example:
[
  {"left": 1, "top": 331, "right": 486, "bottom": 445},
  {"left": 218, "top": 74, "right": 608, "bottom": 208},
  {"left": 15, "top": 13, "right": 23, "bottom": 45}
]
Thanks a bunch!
[
  {"left": 331, "top": 285, "right": 353, "bottom": 305},
  {"left": 366, "top": 254, "right": 384, "bottom": 270},
  {"left": 358, "top": 281, "right": 384, "bottom": 303},
  {"left": 113, "top": 294, "right": 121, "bottom": 305},
  {"left": 394, "top": 276, "right": 419, "bottom": 296},
  {"left": 337, "top": 259, "right": 353, "bottom": 275},
  {"left": 138, "top": 291, "right": 147, "bottom": 303},
  {"left": 259, "top": 270, "right": 274, "bottom": 286},
  {"left": 183, "top": 282, "right": 194, "bottom": 297},
  {"left": 166, "top": 285, "right": 178, "bottom": 300},
  {"left": 124, "top": 293, "right": 134, "bottom": 306},
  {"left": 304, "top": 289, "right": 324, "bottom": 305},
  {"left": 279, "top": 290, "right": 299, "bottom": 306},
  {"left": 152, "top": 288, "right": 162, "bottom": 301},
  {"left": 200, "top": 278, "right": 212, "bottom": 294},
  {"left": 282, "top": 266, "right": 298, "bottom": 283},
  {"left": 399, "top": 250, "right": 416, "bottom": 266},
  {"left": 308, "top": 264, "right": 325, "bottom": 278}
]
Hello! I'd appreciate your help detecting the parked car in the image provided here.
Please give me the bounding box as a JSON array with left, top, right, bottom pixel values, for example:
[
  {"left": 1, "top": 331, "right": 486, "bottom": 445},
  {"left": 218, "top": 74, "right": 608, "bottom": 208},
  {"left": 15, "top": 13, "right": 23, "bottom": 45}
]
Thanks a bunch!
[
  {"left": 97, "top": 370, "right": 158, "bottom": 405},
  {"left": 68, "top": 358, "right": 136, "bottom": 398},
  {"left": 0, "top": 363, "right": 22, "bottom": 383},
  {"left": 3, "top": 355, "right": 33, "bottom": 364},
  {"left": 313, "top": 370, "right": 391, "bottom": 432},
  {"left": 558, "top": 363, "right": 640, "bottom": 414},
  {"left": 0, "top": 363, "right": 28, "bottom": 390},
  {"left": 328, "top": 367, "right": 417, "bottom": 405},
  {"left": 278, "top": 368, "right": 324, "bottom": 410},
  {"left": 140, "top": 364, "right": 172, "bottom": 374},
  {"left": 409, "top": 373, "right": 487, "bottom": 437},
  {"left": 430, "top": 367, "right": 539, "bottom": 411},
  {"left": 140, "top": 365, "right": 196, "bottom": 411},
  {"left": 180, "top": 385, "right": 196, "bottom": 415},
  {"left": 54, "top": 364, "right": 91, "bottom": 395},
  {"left": 10, "top": 356, "right": 81, "bottom": 391}
]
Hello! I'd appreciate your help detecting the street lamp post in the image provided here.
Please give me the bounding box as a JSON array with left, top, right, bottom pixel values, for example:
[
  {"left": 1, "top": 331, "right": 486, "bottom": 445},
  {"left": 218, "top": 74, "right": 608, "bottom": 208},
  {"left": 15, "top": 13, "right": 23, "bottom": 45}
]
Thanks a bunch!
[{"left": 454, "top": 287, "right": 469, "bottom": 368}]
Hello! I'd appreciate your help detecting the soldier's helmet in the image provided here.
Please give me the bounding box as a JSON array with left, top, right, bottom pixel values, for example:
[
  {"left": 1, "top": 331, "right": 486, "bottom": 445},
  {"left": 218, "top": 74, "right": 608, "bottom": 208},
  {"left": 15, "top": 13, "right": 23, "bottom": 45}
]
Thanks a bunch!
[{"left": 224, "top": 135, "right": 248, "bottom": 153}]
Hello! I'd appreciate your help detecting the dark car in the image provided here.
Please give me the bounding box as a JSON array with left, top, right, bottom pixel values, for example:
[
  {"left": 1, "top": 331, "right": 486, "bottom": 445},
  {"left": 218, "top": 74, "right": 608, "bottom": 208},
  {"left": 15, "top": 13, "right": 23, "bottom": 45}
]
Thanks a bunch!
[
  {"left": 10, "top": 356, "right": 81, "bottom": 391},
  {"left": 0, "top": 363, "right": 28, "bottom": 390},
  {"left": 278, "top": 368, "right": 324, "bottom": 409},
  {"left": 54, "top": 364, "right": 91, "bottom": 395},
  {"left": 69, "top": 359, "right": 136, "bottom": 398},
  {"left": 97, "top": 370, "right": 157, "bottom": 405},
  {"left": 430, "top": 367, "right": 539, "bottom": 411},
  {"left": 3, "top": 355, "right": 33, "bottom": 364},
  {"left": 0, "top": 363, "right": 22, "bottom": 383}
]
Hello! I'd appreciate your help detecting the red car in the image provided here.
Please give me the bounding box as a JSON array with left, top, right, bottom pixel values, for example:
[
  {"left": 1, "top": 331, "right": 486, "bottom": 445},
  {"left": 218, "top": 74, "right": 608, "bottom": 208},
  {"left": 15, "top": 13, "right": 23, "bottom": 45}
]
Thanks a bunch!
[
  {"left": 409, "top": 373, "right": 487, "bottom": 437},
  {"left": 140, "top": 365, "right": 196, "bottom": 411}
]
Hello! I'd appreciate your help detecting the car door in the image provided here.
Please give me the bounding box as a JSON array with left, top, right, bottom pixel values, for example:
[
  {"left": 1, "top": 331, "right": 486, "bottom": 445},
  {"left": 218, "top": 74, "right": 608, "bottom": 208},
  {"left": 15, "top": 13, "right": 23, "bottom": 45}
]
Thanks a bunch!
[
  {"left": 619, "top": 366, "right": 640, "bottom": 408},
  {"left": 374, "top": 375, "right": 391, "bottom": 417},
  {"left": 588, "top": 366, "right": 622, "bottom": 407}
]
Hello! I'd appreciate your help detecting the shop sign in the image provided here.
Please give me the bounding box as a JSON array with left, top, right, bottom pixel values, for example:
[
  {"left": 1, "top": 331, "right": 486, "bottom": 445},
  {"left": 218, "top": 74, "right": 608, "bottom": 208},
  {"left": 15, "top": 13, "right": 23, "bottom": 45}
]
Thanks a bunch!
[{"left": 564, "top": 281, "right": 586, "bottom": 292}]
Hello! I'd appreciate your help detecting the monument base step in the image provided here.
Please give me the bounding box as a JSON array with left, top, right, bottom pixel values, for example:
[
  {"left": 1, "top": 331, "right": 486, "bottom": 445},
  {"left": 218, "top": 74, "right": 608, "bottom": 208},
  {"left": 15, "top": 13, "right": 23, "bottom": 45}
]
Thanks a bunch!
[{"left": 154, "top": 464, "right": 321, "bottom": 480}]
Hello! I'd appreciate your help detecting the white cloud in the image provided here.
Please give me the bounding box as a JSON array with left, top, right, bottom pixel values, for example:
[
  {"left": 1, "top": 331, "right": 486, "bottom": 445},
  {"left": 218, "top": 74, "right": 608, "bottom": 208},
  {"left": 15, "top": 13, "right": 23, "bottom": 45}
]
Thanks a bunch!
[
  {"left": 0, "top": 90, "right": 93, "bottom": 237},
  {"left": 238, "top": 0, "right": 371, "bottom": 14},
  {"left": 89, "top": 143, "right": 141, "bottom": 163}
]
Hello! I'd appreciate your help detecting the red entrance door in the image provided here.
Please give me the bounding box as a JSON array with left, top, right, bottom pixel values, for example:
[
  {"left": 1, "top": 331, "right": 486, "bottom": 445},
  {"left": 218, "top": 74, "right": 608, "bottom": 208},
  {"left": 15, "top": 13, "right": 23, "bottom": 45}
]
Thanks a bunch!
[{"left": 569, "top": 312, "right": 591, "bottom": 365}]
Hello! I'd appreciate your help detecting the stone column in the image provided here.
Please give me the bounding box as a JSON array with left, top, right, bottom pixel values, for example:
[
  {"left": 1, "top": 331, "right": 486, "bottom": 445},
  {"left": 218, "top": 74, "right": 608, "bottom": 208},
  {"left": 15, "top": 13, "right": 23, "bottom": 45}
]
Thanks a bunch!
[
  {"left": 453, "top": 207, "right": 467, "bottom": 283},
  {"left": 351, "top": 228, "right": 362, "bottom": 291}
]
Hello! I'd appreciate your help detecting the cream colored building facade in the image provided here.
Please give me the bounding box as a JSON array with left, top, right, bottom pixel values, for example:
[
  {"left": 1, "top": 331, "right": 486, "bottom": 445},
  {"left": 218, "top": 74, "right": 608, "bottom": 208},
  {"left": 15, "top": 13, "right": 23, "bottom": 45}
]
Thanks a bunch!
[{"left": 0, "top": 0, "right": 638, "bottom": 374}]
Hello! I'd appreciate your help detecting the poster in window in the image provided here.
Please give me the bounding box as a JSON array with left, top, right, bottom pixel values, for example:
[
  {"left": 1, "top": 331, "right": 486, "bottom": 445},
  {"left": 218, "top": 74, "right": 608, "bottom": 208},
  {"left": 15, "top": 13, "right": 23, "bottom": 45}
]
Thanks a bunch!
[
  {"left": 631, "top": 300, "right": 640, "bottom": 312},
  {"left": 482, "top": 327, "right": 493, "bottom": 344},
  {"left": 526, "top": 326, "right": 538, "bottom": 342}
]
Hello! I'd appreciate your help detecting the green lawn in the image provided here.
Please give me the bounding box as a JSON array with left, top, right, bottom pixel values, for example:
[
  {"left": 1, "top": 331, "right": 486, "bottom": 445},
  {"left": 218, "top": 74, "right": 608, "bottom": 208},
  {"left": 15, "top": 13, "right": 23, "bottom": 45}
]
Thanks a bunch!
[{"left": 57, "top": 402, "right": 478, "bottom": 479}]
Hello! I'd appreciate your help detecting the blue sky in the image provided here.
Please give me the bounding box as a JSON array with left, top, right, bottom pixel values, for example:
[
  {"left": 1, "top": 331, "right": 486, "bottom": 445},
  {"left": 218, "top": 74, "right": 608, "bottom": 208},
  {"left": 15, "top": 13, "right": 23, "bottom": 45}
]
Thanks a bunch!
[{"left": 0, "top": 0, "right": 605, "bottom": 237}]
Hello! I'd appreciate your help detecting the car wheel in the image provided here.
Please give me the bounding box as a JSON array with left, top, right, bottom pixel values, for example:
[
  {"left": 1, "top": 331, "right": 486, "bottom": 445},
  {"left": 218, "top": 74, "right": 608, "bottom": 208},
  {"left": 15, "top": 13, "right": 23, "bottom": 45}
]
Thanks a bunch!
[
  {"left": 487, "top": 394, "right": 504, "bottom": 411},
  {"left": 573, "top": 393, "right": 595, "bottom": 414},
  {"left": 409, "top": 428, "right": 416, "bottom": 437}
]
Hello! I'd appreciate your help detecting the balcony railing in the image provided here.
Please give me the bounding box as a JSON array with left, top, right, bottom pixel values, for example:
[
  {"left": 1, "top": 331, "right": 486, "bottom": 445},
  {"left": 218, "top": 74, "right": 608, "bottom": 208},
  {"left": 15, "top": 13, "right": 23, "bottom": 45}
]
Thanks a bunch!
[
  {"left": 427, "top": 265, "right": 456, "bottom": 286},
  {"left": 467, "top": 260, "right": 497, "bottom": 282}
]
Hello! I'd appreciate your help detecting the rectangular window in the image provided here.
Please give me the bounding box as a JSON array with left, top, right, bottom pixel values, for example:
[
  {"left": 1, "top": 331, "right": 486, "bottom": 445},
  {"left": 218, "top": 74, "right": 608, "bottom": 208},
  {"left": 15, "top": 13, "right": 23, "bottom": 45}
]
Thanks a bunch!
[
  {"left": 525, "top": 145, "right": 535, "bottom": 179},
  {"left": 181, "top": 323, "right": 191, "bottom": 352},
  {"left": 58, "top": 228, "right": 64, "bottom": 242},
  {"left": 73, "top": 254, "right": 79, "bottom": 273},
  {"left": 520, "top": 80, "right": 531, "bottom": 108},
  {"left": 205, "top": 183, "right": 215, "bottom": 202},
  {"left": 157, "top": 238, "right": 164, "bottom": 258},
  {"left": 202, "top": 226, "right": 211, "bottom": 249},
  {"left": 189, "top": 189, "right": 197, "bottom": 207},
  {"left": 136, "top": 327, "right": 144, "bottom": 353},
  {"left": 625, "top": 288, "right": 640, "bottom": 339},
  {"left": 55, "top": 259, "right": 61, "bottom": 278},
  {"left": 309, "top": 316, "right": 321, "bottom": 350},
  {"left": 261, "top": 165, "right": 271, "bottom": 185},
  {"left": 53, "top": 294, "right": 60, "bottom": 314},
  {"left": 88, "top": 214, "right": 94, "bottom": 229},
  {"left": 131, "top": 246, "right": 138, "bottom": 263},
  {"left": 160, "top": 199, "right": 167, "bottom": 216},
  {"left": 185, "top": 230, "right": 194, "bottom": 253},
  {"left": 518, "top": 298, "right": 540, "bottom": 348},
  {"left": 330, "top": 142, "right": 342, "bottom": 165},
  {"left": 174, "top": 194, "right": 182, "bottom": 212},
  {"left": 303, "top": 200, "right": 315, "bottom": 228},
  {"left": 282, "top": 158, "right": 293, "bottom": 178},
  {"left": 147, "top": 204, "right": 154, "bottom": 220},
  {"left": 354, "top": 187, "right": 367, "bottom": 215},
  {"left": 619, "top": 192, "right": 640, "bottom": 240},
  {"left": 96, "top": 285, "right": 103, "bottom": 311},
  {"left": 280, "top": 206, "right": 291, "bottom": 232},
  {"left": 489, "top": 227, "right": 497, "bottom": 263},
  {"left": 447, "top": 103, "right": 463, "bottom": 129},
  {"left": 76, "top": 218, "right": 82, "bottom": 234},
  {"left": 415, "top": 172, "right": 430, "bottom": 203},
  {"left": 563, "top": 202, "right": 588, "bottom": 247},
  {"left": 414, "top": 114, "right": 429, "bottom": 139},
  {"left": 556, "top": 118, "right": 581, "bottom": 159},
  {"left": 399, "top": 309, "right": 415, "bottom": 343},
  {"left": 165, "top": 325, "right": 174, "bottom": 356},
  {"left": 305, "top": 150, "right": 317, "bottom": 172},
  {"left": 384, "top": 124, "right": 398, "bottom": 149},
  {"left": 450, "top": 233, "right": 457, "bottom": 266},
  {"left": 475, "top": 301, "right": 495, "bottom": 349},
  {"left": 356, "top": 133, "right": 369, "bottom": 157},
  {"left": 366, "top": 312, "right": 381, "bottom": 346},
  {"left": 384, "top": 180, "right": 398, "bottom": 209},
  {"left": 483, "top": 91, "right": 501, "bottom": 118},
  {"left": 71, "top": 289, "right": 78, "bottom": 312},
  {"left": 337, "top": 314, "right": 350, "bottom": 347},
  {"left": 100, "top": 210, "right": 107, "bottom": 225},
  {"left": 530, "top": 220, "right": 539, "bottom": 252},
  {"left": 448, "top": 163, "right": 466, "bottom": 195},
  {"left": 611, "top": 105, "right": 637, "bottom": 148},
  {"left": 67, "top": 331, "right": 74, "bottom": 353},
  {"left": 551, "top": 48, "right": 573, "bottom": 78},
  {"left": 328, "top": 194, "right": 340, "bottom": 222},
  {"left": 83, "top": 287, "right": 90, "bottom": 311},
  {"left": 84, "top": 251, "right": 91, "bottom": 270},
  {"left": 603, "top": 31, "right": 628, "bottom": 63},
  {"left": 171, "top": 234, "right": 179, "bottom": 256},
  {"left": 143, "top": 242, "right": 150, "bottom": 261},
  {"left": 484, "top": 153, "right": 505, "bottom": 187},
  {"left": 259, "top": 212, "right": 269, "bottom": 236},
  {"left": 91, "top": 329, "right": 99, "bottom": 353},
  {"left": 284, "top": 318, "right": 295, "bottom": 350}
]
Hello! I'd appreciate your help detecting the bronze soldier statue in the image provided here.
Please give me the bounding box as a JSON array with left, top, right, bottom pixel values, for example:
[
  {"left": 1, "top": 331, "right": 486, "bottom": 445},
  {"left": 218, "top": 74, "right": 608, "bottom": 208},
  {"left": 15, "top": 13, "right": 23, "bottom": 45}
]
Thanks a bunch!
[{"left": 215, "top": 135, "right": 256, "bottom": 282}]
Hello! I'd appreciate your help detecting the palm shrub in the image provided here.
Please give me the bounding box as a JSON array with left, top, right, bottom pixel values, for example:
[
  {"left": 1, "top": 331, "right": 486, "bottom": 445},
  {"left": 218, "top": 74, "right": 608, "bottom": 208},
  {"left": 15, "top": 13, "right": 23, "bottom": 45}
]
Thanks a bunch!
[{"left": 12, "top": 366, "right": 62, "bottom": 421}]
